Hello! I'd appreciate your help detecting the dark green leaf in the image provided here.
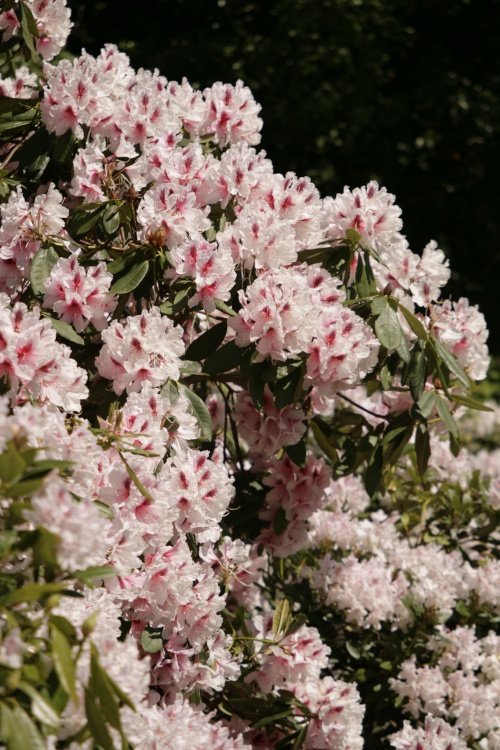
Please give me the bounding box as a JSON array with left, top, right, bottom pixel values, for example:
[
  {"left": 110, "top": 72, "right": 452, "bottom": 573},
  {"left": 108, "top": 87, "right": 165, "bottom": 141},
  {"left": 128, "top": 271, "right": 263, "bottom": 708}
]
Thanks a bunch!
[
  {"left": 409, "top": 349, "right": 427, "bottom": 402},
  {"left": 273, "top": 507, "right": 289, "bottom": 536},
  {"left": 110, "top": 260, "right": 149, "bottom": 294},
  {"left": 204, "top": 340, "right": 246, "bottom": 375},
  {"left": 285, "top": 439, "right": 306, "bottom": 467},
  {"left": 30, "top": 246, "right": 59, "bottom": 295},
  {"left": 185, "top": 321, "right": 227, "bottom": 361},
  {"left": 415, "top": 424, "right": 431, "bottom": 476}
]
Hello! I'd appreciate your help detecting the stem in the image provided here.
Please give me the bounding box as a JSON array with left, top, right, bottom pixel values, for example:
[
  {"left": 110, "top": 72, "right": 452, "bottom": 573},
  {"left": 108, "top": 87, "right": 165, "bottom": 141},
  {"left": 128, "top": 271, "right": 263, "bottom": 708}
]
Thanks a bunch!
[{"left": 337, "top": 392, "right": 390, "bottom": 421}]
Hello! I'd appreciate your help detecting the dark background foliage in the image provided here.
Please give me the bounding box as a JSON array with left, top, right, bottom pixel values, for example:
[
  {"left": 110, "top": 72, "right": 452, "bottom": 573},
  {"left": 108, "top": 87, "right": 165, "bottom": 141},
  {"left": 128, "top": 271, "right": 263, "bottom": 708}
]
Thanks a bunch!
[{"left": 68, "top": 0, "right": 500, "bottom": 351}]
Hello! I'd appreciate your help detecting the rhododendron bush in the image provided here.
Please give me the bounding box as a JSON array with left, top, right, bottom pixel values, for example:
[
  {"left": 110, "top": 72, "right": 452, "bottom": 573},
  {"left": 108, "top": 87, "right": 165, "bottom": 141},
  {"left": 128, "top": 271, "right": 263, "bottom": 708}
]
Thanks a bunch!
[{"left": 0, "top": 2, "right": 498, "bottom": 749}]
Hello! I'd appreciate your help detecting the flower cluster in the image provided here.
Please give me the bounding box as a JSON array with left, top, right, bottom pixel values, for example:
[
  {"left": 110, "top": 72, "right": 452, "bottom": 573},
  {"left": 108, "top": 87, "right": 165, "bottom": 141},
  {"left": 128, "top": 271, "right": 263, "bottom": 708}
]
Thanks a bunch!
[{"left": 0, "top": 4, "right": 497, "bottom": 749}]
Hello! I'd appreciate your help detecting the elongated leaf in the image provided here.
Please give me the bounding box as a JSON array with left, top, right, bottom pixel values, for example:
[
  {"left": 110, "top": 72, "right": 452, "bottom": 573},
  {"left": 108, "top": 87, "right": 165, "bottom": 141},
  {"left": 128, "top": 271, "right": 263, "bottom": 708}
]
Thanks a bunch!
[
  {"left": 397, "top": 302, "right": 428, "bottom": 340},
  {"left": 89, "top": 648, "right": 121, "bottom": 730},
  {"left": 374, "top": 305, "right": 403, "bottom": 350},
  {"left": 310, "top": 420, "right": 338, "bottom": 464},
  {"left": 101, "top": 204, "right": 121, "bottom": 235},
  {"left": 18, "top": 682, "right": 60, "bottom": 729},
  {"left": 185, "top": 321, "right": 227, "bottom": 361},
  {"left": 84, "top": 689, "right": 115, "bottom": 750},
  {"left": 272, "top": 599, "right": 292, "bottom": 638},
  {"left": 436, "top": 395, "right": 459, "bottom": 439},
  {"left": 204, "top": 340, "right": 245, "bottom": 375},
  {"left": 0, "top": 440, "right": 26, "bottom": 484},
  {"left": 431, "top": 337, "right": 471, "bottom": 388},
  {"left": 415, "top": 424, "right": 431, "bottom": 477},
  {"left": 67, "top": 204, "right": 108, "bottom": 237},
  {"left": 30, "top": 245, "right": 59, "bottom": 295},
  {"left": 48, "top": 317, "right": 84, "bottom": 345},
  {"left": 51, "top": 625, "right": 78, "bottom": 704},
  {"left": 3, "top": 582, "right": 66, "bottom": 605},
  {"left": 214, "top": 299, "right": 238, "bottom": 317},
  {"left": 73, "top": 564, "right": 116, "bottom": 582},
  {"left": 285, "top": 439, "right": 306, "bottom": 467},
  {"left": 416, "top": 390, "right": 437, "bottom": 419},
  {"left": 4, "top": 705, "right": 45, "bottom": 750},
  {"left": 371, "top": 296, "right": 388, "bottom": 316},
  {"left": 19, "top": 1, "right": 39, "bottom": 58},
  {"left": 409, "top": 349, "right": 427, "bottom": 402},
  {"left": 181, "top": 386, "right": 212, "bottom": 441},
  {"left": 449, "top": 393, "right": 493, "bottom": 412},
  {"left": 110, "top": 260, "right": 149, "bottom": 294},
  {"left": 118, "top": 453, "right": 154, "bottom": 502}
]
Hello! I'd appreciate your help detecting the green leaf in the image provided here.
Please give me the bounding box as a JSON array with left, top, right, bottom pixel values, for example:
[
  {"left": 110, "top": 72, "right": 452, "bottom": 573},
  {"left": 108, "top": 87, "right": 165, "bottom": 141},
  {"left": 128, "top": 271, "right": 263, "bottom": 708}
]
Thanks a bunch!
[
  {"left": 2, "top": 704, "right": 45, "bottom": 750},
  {"left": 84, "top": 688, "right": 115, "bottom": 750},
  {"left": 272, "top": 599, "right": 292, "bottom": 638},
  {"left": 2, "top": 582, "right": 66, "bottom": 605},
  {"left": 204, "top": 340, "right": 246, "bottom": 375},
  {"left": 0, "top": 441, "right": 26, "bottom": 484},
  {"left": 73, "top": 565, "right": 116, "bottom": 583},
  {"left": 185, "top": 321, "right": 227, "bottom": 361},
  {"left": 374, "top": 305, "right": 403, "bottom": 350},
  {"left": 19, "top": 1, "right": 39, "bottom": 58},
  {"left": 110, "top": 260, "right": 149, "bottom": 294},
  {"left": 409, "top": 349, "right": 427, "bottom": 402},
  {"left": 101, "top": 204, "right": 121, "bottom": 235},
  {"left": 431, "top": 337, "right": 471, "bottom": 388},
  {"left": 273, "top": 507, "right": 289, "bottom": 536},
  {"left": 118, "top": 453, "right": 154, "bottom": 502},
  {"left": 415, "top": 424, "right": 431, "bottom": 477},
  {"left": 67, "top": 204, "right": 108, "bottom": 237},
  {"left": 51, "top": 624, "right": 78, "bottom": 704},
  {"left": 160, "top": 379, "right": 179, "bottom": 404},
  {"left": 18, "top": 682, "right": 60, "bottom": 729},
  {"left": 449, "top": 393, "right": 493, "bottom": 412},
  {"left": 140, "top": 628, "right": 164, "bottom": 653},
  {"left": 30, "top": 245, "right": 59, "bottom": 295},
  {"left": 365, "top": 444, "right": 384, "bottom": 497},
  {"left": 214, "top": 299, "right": 238, "bottom": 317},
  {"left": 310, "top": 420, "right": 338, "bottom": 464},
  {"left": 416, "top": 390, "right": 437, "bottom": 419},
  {"left": 371, "top": 296, "right": 388, "bottom": 316},
  {"left": 48, "top": 317, "right": 84, "bottom": 345},
  {"left": 435, "top": 396, "right": 459, "bottom": 439},
  {"left": 89, "top": 648, "right": 121, "bottom": 730},
  {"left": 397, "top": 302, "right": 428, "bottom": 340},
  {"left": 284, "top": 439, "right": 306, "bottom": 467},
  {"left": 181, "top": 386, "right": 212, "bottom": 441}
]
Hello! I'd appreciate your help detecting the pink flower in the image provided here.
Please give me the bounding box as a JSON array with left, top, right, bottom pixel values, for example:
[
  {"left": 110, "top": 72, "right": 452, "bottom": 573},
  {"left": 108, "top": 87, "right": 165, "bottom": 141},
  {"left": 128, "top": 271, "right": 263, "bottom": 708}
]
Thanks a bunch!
[
  {"left": 96, "top": 307, "right": 185, "bottom": 394},
  {"left": 43, "top": 252, "right": 117, "bottom": 331}
]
